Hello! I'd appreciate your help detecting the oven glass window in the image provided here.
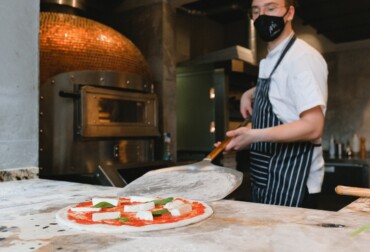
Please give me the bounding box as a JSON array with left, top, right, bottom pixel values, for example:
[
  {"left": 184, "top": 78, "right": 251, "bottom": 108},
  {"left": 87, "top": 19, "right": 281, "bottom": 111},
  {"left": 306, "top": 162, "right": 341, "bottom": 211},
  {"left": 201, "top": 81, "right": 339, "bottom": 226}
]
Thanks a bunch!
[{"left": 98, "top": 98, "right": 145, "bottom": 123}]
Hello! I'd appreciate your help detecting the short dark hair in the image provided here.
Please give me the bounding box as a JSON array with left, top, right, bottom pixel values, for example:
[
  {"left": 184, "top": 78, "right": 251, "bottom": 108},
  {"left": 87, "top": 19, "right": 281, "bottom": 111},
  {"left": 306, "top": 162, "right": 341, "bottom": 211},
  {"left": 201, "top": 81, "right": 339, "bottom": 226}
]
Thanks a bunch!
[{"left": 285, "top": 0, "right": 296, "bottom": 7}]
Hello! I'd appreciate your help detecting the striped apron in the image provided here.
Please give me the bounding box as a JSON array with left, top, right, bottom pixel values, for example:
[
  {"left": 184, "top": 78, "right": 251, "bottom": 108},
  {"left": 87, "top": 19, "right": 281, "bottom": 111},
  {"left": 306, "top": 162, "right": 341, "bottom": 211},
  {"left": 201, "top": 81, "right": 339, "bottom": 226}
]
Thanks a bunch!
[{"left": 250, "top": 36, "right": 315, "bottom": 207}]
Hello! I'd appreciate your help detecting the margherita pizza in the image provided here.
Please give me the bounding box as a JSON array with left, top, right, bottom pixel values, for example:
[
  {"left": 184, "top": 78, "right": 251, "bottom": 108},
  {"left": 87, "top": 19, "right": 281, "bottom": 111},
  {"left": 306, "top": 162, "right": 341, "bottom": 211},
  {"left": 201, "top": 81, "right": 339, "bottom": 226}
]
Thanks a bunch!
[{"left": 56, "top": 196, "right": 213, "bottom": 233}]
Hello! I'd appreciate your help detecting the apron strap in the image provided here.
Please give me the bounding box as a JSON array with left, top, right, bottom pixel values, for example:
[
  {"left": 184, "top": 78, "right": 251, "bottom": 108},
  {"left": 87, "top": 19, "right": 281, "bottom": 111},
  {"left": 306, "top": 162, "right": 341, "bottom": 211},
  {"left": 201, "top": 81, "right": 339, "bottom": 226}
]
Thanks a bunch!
[{"left": 268, "top": 35, "right": 297, "bottom": 78}]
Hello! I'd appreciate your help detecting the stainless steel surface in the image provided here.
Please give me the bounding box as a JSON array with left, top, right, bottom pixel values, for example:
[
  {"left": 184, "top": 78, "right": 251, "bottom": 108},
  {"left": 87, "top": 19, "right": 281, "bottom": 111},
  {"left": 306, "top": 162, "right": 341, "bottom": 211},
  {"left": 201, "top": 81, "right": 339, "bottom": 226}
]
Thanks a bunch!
[
  {"left": 96, "top": 165, "right": 127, "bottom": 187},
  {"left": 39, "top": 70, "right": 158, "bottom": 177},
  {"left": 80, "top": 85, "right": 158, "bottom": 138},
  {"left": 176, "top": 59, "right": 256, "bottom": 162},
  {"left": 41, "top": 0, "right": 87, "bottom": 10},
  {"left": 64, "top": 70, "right": 152, "bottom": 92}
]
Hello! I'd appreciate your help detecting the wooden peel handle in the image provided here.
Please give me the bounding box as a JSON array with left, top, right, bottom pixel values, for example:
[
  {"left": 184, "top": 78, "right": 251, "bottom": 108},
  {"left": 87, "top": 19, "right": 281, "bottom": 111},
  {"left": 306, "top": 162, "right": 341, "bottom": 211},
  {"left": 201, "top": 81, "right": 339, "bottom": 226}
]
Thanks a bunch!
[
  {"left": 206, "top": 137, "right": 233, "bottom": 161},
  {"left": 205, "top": 117, "right": 251, "bottom": 161},
  {"left": 335, "top": 185, "right": 370, "bottom": 198}
]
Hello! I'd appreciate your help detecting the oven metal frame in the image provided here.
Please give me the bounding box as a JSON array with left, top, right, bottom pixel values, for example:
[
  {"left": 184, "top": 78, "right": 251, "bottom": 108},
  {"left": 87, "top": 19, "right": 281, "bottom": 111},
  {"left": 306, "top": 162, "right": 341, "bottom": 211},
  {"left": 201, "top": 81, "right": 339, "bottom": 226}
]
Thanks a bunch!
[
  {"left": 39, "top": 70, "right": 159, "bottom": 178},
  {"left": 80, "top": 85, "right": 158, "bottom": 138}
]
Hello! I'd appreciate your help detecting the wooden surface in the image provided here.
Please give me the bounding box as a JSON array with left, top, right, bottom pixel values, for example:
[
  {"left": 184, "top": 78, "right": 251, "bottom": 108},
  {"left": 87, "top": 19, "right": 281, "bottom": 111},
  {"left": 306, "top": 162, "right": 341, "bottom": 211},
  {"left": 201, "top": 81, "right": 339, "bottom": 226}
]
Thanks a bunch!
[{"left": 336, "top": 185, "right": 370, "bottom": 198}]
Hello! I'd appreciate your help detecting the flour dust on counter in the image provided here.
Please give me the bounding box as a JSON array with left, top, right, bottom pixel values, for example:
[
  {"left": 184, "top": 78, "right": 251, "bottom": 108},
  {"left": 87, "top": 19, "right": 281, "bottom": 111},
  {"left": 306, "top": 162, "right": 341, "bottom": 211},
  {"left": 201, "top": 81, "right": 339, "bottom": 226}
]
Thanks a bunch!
[
  {"left": 118, "top": 168, "right": 240, "bottom": 202},
  {"left": 3, "top": 179, "right": 370, "bottom": 252}
]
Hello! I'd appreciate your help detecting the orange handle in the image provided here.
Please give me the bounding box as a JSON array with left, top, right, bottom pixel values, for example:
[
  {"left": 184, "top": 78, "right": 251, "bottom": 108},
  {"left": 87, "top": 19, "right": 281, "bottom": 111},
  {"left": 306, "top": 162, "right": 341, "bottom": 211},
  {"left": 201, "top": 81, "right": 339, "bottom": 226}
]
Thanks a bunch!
[
  {"left": 205, "top": 117, "right": 251, "bottom": 161},
  {"left": 335, "top": 185, "right": 370, "bottom": 198}
]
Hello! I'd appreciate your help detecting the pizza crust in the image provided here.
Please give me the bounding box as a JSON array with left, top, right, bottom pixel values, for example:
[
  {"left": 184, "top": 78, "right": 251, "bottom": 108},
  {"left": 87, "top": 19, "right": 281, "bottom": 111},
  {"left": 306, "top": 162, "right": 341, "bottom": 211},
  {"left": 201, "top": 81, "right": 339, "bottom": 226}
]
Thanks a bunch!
[{"left": 56, "top": 200, "right": 213, "bottom": 233}]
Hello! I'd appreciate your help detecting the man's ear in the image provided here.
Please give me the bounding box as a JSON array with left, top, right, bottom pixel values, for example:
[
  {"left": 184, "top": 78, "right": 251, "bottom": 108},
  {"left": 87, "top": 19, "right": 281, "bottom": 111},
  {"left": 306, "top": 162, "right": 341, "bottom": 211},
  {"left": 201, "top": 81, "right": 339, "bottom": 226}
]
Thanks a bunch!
[{"left": 287, "top": 5, "right": 295, "bottom": 21}]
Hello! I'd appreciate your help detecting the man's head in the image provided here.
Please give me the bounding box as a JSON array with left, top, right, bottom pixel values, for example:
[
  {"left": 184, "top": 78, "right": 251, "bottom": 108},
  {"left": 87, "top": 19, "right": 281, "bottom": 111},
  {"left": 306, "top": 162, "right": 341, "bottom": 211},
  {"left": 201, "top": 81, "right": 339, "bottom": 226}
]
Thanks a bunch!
[
  {"left": 284, "top": 0, "right": 295, "bottom": 7},
  {"left": 250, "top": 0, "right": 295, "bottom": 20},
  {"left": 250, "top": 0, "right": 295, "bottom": 43}
]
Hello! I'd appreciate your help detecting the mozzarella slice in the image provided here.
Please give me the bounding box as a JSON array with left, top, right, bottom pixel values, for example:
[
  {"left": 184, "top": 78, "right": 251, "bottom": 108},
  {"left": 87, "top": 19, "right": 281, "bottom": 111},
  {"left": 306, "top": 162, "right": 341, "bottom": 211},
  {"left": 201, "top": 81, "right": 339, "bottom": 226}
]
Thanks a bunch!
[
  {"left": 92, "top": 211, "right": 121, "bottom": 221},
  {"left": 164, "top": 200, "right": 185, "bottom": 210},
  {"left": 124, "top": 201, "right": 155, "bottom": 212},
  {"left": 129, "top": 196, "right": 157, "bottom": 203},
  {"left": 70, "top": 207, "right": 101, "bottom": 212},
  {"left": 169, "top": 204, "right": 192, "bottom": 217},
  {"left": 135, "top": 211, "right": 154, "bottom": 221},
  {"left": 92, "top": 197, "right": 119, "bottom": 206}
]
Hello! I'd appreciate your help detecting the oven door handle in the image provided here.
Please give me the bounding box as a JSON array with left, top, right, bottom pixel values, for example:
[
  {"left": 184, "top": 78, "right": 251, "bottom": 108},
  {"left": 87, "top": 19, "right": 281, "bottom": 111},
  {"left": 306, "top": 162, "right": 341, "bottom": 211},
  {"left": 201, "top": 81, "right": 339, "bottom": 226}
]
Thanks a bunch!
[{"left": 59, "top": 90, "right": 81, "bottom": 99}]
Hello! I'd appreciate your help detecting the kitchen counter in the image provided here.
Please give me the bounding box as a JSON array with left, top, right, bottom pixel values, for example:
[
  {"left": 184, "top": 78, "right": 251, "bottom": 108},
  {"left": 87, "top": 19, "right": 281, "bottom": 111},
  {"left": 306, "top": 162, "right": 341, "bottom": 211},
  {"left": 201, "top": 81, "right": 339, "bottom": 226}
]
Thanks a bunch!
[
  {"left": 340, "top": 197, "right": 370, "bottom": 214},
  {"left": 1, "top": 179, "right": 370, "bottom": 252}
]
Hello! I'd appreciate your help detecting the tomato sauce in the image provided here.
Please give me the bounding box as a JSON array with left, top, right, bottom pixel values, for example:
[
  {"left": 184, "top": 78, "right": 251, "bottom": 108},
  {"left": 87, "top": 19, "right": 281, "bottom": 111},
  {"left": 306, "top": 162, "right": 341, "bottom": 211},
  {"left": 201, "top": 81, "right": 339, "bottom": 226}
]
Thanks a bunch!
[{"left": 68, "top": 197, "right": 206, "bottom": 227}]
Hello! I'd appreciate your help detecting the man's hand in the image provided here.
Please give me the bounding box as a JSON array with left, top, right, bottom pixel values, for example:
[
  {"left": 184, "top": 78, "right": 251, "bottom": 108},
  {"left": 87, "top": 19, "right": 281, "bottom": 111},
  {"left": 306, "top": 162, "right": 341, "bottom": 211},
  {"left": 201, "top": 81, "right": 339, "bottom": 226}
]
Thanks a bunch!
[
  {"left": 224, "top": 127, "right": 254, "bottom": 151},
  {"left": 214, "top": 106, "right": 325, "bottom": 152},
  {"left": 240, "top": 87, "right": 256, "bottom": 118}
]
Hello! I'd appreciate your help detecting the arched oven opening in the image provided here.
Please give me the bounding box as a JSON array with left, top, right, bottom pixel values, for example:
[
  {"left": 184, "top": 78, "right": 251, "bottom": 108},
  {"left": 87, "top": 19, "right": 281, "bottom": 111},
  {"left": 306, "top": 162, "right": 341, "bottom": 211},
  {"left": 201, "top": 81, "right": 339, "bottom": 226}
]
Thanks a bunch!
[{"left": 39, "top": 0, "right": 170, "bottom": 186}]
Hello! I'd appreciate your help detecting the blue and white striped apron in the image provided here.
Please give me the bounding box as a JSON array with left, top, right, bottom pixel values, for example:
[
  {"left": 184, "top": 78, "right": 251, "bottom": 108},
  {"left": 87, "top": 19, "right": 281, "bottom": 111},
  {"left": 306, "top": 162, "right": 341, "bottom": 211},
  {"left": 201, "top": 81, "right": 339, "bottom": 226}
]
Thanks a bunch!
[{"left": 250, "top": 36, "right": 316, "bottom": 207}]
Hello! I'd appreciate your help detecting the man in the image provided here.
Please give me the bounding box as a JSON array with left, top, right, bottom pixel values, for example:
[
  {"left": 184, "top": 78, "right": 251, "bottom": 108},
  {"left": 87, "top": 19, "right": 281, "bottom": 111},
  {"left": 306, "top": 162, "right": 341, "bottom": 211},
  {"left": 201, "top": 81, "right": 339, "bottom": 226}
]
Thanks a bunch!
[{"left": 224, "top": 0, "right": 328, "bottom": 207}]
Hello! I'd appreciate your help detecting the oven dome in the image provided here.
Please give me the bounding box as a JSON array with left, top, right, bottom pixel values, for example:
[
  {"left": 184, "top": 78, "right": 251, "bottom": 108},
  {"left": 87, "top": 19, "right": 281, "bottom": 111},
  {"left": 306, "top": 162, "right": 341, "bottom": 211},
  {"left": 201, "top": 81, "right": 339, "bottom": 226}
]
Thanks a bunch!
[{"left": 39, "top": 12, "right": 151, "bottom": 84}]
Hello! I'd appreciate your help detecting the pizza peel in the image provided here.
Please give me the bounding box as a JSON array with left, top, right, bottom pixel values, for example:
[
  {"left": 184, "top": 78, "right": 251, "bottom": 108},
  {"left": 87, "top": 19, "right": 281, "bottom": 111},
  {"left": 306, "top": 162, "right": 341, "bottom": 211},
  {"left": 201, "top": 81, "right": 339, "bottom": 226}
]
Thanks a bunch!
[{"left": 118, "top": 118, "right": 250, "bottom": 202}]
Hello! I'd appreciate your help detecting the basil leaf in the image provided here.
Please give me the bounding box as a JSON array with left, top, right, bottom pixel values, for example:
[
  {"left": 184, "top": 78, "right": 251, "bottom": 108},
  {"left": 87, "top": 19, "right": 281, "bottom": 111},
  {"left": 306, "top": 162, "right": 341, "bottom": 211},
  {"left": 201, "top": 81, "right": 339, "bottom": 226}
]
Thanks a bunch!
[
  {"left": 117, "top": 217, "right": 130, "bottom": 222},
  {"left": 152, "top": 209, "right": 170, "bottom": 216},
  {"left": 93, "top": 201, "right": 115, "bottom": 208},
  {"left": 152, "top": 197, "right": 173, "bottom": 206}
]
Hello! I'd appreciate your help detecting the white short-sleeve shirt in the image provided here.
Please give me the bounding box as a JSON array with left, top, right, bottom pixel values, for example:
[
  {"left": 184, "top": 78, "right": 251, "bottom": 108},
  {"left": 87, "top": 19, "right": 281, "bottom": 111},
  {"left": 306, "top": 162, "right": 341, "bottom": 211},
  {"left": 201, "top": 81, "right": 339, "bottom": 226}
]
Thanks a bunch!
[{"left": 258, "top": 34, "right": 328, "bottom": 193}]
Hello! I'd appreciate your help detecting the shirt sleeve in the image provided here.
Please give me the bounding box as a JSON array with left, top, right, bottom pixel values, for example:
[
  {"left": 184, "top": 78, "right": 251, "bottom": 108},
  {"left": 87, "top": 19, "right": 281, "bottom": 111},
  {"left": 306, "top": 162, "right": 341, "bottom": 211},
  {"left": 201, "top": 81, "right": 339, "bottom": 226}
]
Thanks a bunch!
[{"left": 288, "top": 52, "right": 328, "bottom": 116}]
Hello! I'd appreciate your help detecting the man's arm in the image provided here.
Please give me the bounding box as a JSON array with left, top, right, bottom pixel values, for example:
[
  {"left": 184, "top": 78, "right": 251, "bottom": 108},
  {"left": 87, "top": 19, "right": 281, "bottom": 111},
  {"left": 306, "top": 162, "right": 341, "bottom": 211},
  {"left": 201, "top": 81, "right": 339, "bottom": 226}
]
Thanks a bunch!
[{"left": 225, "top": 106, "right": 324, "bottom": 151}]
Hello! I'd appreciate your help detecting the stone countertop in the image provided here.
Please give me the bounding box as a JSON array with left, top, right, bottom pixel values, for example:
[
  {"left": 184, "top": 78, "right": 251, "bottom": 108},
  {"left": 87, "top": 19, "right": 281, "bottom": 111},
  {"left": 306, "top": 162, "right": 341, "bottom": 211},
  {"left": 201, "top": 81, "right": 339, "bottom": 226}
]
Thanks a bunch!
[
  {"left": 1, "top": 179, "right": 370, "bottom": 252},
  {"left": 340, "top": 197, "right": 370, "bottom": 214}
]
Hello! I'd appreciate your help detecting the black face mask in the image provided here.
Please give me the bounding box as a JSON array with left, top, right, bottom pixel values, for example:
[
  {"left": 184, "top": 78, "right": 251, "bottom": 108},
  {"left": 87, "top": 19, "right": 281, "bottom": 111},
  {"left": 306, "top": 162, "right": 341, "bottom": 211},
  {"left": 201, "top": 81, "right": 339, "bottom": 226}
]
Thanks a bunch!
[{"left": 254, "top": 9, "right": 289, "bottom": 42}]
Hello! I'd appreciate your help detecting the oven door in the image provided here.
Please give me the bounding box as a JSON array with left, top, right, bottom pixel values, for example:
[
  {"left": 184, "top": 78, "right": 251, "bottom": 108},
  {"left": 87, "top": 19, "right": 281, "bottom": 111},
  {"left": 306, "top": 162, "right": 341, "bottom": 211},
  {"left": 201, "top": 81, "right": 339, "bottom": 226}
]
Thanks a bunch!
[{"left": 79, "top": 85, "right": 159, "bottom": 138}]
